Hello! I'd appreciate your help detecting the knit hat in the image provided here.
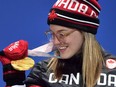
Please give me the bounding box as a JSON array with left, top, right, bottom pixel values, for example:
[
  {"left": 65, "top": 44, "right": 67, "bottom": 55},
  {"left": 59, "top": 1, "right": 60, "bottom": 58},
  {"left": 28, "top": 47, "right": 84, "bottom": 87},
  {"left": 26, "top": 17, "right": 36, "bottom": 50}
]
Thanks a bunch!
[{"left": 47, "top": 0, "right": 101, "bottom": 34}]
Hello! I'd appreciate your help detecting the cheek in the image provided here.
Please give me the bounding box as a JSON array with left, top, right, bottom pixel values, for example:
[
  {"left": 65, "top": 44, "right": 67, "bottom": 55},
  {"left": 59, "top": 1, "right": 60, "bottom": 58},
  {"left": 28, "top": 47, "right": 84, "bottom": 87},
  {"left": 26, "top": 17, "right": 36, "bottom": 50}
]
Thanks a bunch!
[{"left": 68, "top": 34, "right": 84, "bottom": 52}]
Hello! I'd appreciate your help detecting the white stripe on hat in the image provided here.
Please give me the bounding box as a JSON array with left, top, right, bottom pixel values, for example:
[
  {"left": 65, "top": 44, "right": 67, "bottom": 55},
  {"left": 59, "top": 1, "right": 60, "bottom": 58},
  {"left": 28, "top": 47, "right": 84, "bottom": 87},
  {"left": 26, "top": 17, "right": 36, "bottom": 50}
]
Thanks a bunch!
[
  {"left": 12, "top": 85, "right": 26, "bottom": 87},
  {"left": 83, "top": 0, "right": 100, "bottom": 13},
  {"left": 56, "top": 13, "right": 99, "bottom": 26}
]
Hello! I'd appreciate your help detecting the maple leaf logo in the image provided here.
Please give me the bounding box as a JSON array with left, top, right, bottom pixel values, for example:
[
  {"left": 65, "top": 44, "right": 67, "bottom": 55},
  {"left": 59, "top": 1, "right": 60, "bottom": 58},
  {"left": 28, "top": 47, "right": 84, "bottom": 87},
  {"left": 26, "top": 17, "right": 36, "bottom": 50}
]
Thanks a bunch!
[
  {"left": 48, "top": 10, "right": 57, "bottom": 21},
  {"left": 106, "top": 59, "right": 116, "bottom": 69}
]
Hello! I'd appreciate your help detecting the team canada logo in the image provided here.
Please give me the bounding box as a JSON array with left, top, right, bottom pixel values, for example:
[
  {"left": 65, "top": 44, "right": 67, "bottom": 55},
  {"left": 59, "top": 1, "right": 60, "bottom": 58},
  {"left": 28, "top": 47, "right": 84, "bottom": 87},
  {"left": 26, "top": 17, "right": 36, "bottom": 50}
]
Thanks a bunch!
[
  {"left": 106, "top": 59, "right": 116, "bottom": 69},
  {"left": 48, "top": 10, "right": 57, "bottom": 21}
]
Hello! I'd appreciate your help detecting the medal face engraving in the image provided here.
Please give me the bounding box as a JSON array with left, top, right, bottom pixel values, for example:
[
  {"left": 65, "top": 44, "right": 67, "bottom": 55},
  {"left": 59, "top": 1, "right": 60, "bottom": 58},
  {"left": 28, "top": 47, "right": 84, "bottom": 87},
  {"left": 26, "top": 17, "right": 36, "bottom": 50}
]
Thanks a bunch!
[{"left": 11, "top": 57, "right": 35, "bottom": 71}]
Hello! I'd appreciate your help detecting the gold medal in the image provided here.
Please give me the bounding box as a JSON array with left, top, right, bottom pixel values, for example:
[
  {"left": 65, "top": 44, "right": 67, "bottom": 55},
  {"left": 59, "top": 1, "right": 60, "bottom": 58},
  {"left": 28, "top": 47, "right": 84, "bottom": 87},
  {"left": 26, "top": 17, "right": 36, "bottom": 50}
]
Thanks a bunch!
[{"left": 11, "top": 57, "right": 35, "bottom": 71}]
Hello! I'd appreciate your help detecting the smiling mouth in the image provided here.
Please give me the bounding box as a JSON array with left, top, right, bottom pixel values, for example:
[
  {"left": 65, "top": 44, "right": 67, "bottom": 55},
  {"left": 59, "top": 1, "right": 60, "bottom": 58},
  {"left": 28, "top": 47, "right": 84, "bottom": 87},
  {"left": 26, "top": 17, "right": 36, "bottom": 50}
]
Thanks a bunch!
[{"left": 58, "top": 46, "right": 68, "bottom": 53}]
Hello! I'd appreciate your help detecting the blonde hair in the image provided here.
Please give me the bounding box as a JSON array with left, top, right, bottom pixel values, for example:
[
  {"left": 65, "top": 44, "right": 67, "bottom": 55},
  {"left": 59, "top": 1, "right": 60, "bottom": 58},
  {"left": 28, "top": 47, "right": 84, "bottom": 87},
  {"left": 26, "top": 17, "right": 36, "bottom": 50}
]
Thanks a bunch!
[
  {"left": 82, "top": 32, "right": 104, "bottom": 87},
  {"left": 47, "top": 32, "right": 104, "bottom": 87}
]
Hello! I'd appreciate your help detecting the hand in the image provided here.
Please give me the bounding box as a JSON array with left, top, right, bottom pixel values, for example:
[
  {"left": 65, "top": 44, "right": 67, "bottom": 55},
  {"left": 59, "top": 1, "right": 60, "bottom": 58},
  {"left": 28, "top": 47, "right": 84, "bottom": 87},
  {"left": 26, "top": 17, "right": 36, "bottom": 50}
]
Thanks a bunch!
[
  {"left": 0, "top": 40, "right": 28, "bottom": 86},
  {"left": 1, "top": 40, "right": 28, "bottom": 60}
]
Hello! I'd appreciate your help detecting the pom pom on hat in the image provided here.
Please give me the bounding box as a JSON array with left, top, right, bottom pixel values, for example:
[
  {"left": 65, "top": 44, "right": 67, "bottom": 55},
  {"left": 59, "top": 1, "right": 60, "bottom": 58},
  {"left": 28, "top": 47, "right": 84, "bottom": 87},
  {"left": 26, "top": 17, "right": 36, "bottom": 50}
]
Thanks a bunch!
[{"left": 47, "top": 0, "right": 101, "bottom": 34}]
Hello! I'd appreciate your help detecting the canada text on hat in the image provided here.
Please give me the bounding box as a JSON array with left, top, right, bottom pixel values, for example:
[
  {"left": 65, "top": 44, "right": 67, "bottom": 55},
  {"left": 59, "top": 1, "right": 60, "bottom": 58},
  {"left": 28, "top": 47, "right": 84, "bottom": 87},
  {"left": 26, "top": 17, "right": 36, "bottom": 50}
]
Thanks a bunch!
[{"left": 47, "top": 0, "right": 101, "bottom": 34}]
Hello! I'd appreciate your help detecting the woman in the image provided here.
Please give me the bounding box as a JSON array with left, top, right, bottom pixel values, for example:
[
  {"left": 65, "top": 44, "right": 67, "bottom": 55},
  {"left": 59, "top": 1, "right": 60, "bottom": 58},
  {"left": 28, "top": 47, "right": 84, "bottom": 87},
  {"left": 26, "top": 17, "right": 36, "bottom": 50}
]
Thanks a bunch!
[{"left": 0, "top": 0, "right": 116, "bottom": 87}]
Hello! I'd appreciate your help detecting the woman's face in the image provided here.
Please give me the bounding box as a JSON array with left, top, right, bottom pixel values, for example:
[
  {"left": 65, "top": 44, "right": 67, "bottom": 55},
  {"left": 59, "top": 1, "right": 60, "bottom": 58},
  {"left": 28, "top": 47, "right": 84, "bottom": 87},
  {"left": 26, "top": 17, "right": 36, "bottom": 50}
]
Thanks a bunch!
[{"left": 50, "top": 24, "right": 84, "bottom": 59}]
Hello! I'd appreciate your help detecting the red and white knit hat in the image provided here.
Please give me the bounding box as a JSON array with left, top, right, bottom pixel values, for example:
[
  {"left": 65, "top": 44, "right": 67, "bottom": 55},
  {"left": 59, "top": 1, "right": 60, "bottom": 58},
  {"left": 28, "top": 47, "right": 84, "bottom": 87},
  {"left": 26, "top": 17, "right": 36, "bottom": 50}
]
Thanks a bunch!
[{"left": 47, "top": 0, "right": 101, "bottom": 34}]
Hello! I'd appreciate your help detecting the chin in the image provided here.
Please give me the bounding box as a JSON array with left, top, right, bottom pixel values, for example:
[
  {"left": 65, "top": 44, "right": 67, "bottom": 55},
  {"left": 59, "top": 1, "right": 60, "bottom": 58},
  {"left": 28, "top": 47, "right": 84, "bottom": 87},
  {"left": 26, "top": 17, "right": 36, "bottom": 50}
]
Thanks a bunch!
[{"left": 60, "top": 54, "right": 74, "bottom": 59}]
